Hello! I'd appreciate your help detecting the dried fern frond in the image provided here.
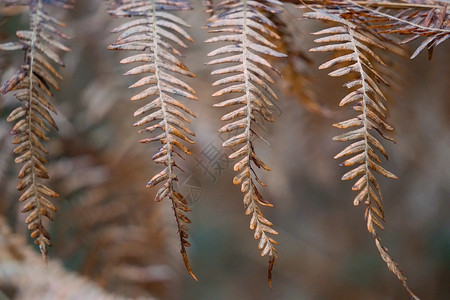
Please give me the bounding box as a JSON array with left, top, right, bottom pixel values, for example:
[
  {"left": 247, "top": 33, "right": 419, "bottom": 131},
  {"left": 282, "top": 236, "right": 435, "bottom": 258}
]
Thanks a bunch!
[
  {"left": 305, "top": 7, "right": 420, "bottom": 300},
  {"left": 108, "top": 0, "right": 198, "bottom": 281},
  {"left": 299, "top": 0, "right": 449, "bottom": 59},
  {"left": 0, "top": 0, "right": 72, "bottom": 261},
  {"left": 347, "top": 0, "right": 449, "bottom": 59},
  {"left": 206, "top": 0, "right": 286, "bottom": 288}
]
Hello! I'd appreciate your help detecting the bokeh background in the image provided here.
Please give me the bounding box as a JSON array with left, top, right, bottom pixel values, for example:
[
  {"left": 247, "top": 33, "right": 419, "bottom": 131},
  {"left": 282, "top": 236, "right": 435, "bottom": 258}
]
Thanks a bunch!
[{"left": 0, "top": 1, "right": 449, "bottom": 299}]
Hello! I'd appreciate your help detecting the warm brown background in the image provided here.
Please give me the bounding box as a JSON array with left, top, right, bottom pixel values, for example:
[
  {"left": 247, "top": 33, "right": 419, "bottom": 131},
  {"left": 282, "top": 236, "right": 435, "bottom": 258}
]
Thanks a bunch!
[{"left": 0, "top": 1, "right": 449, "bottom": 299}]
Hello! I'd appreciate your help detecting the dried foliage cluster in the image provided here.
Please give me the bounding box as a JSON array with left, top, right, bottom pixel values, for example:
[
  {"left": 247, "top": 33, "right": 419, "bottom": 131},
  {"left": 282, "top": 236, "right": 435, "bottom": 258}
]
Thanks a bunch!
[
  {"left": 206, "top": 0, "right": 286, "bottom": 286},
  {"left": 107, "top": 0, "right": 198, "bottom": 281},
  {"left": 1, "top": 0, "right": 448, "bottom": 298},
  {"left": 0, "top": 0, "right": 73, "bottom": 261}
]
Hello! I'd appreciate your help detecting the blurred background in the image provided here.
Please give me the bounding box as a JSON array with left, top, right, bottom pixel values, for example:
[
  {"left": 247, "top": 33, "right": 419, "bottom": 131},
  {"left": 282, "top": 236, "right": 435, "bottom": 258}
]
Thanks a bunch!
[{"left": 0, "top": 1, "right": 449, "bottom": 299}]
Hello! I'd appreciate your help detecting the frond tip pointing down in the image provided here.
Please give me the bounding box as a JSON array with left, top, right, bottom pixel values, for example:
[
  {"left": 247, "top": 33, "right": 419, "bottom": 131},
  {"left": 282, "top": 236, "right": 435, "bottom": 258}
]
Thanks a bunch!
[
  {"left": 206, "top": 0, "right": 286, "bottom": 288},
  {"left": 306, "top": 6, "right": 420, "bottom": 300},
  {"left": 0, "top": 0, "right": 72, "bottom": 261},
  {"left": 108, "top": 0, "right": 198, "bottom": 281}
]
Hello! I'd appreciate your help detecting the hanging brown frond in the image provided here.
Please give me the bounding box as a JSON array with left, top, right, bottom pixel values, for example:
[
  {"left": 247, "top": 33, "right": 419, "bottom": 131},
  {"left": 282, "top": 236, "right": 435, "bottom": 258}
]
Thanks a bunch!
[
  {"left": 108, "top": 0, "right": 198, "bottom": 280},
  {"left": 305, "top": 7, "right": 420, "bottom": 300},
  {"left": 0, "top": 0, "right": 72, "bottom": 261},
  {"left": 348, "top": 0, "right": 449, "bottom": 59},
  {"left": 206, "top": 0, "right": 286, "bottom": 288},
  {"left": 298, "top": 0, "right": 449, "bottom": 59}
]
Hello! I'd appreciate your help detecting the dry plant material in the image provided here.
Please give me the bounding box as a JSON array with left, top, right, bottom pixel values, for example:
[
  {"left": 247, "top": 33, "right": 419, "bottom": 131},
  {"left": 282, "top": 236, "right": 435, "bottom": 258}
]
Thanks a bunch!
[
  {"left": 305, "top": 5, "right": 420, "bottom": 300},
  {"left": 0, "top": 0, "right": 73, "bottom": 261},
  {"left": 347, "top": 0, "right": 449, "bottom": 59},
  {"left": 0, "top": 0, "right": 448, "bottom": 296},
  {"left": 202, "top": 0, "right": 214, "bottom": 14},
  {"left": 269, "top": 11, "right": 322, "bottom": 114},
  {"left": 107, "top": 0, "right": 198, "bottom": 280},
  {"left": 300, "top": 0, "right": 449, "bottom": 59},
  {"left": 206, "top": 0, "right": 286, "bottom": 288}
]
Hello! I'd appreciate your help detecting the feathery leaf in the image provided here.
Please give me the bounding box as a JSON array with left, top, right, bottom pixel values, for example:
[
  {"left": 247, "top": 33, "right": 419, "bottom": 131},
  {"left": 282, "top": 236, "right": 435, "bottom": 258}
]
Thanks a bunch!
[
  {"left": 108, "top": 0, "right": 198, "bottom": 281},
  {"left": 206, "top": 0, "right": 286, "bottom": 288},
  {"left": 1, "top": 0, "right": 72, "bottom": 261}
]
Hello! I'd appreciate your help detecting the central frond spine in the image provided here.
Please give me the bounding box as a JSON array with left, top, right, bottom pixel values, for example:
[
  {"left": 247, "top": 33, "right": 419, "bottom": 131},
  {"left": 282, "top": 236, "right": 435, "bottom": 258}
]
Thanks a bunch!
[
  {"left": 241, "top": 0, "right": 277, "bottom": 285},
  {"left": 242, "top": 1, "right": 253, "bottom": 210},
  {"left": 108, "top": 0, "right": 198, "bottom": 281},
  {"left": 151, "top": 2, "right": 173, "bottom": 187},
  {"left": 348, "top": 28, "right": 371, "bottom": 211},
  {"left": 150, "top": 3, "right": 193, "bottom": 280},
  {"left": 306, "top": 7, "right": 420, "bottom": 299},
  {"left": 27, "top": 0, "right": 44, "bottom": 256},
  {"left": 206, "top": 0, "right": 286, "bottom": 287},
  {"left": 1, "top": 0, "right": 69, "bottom": 261}
]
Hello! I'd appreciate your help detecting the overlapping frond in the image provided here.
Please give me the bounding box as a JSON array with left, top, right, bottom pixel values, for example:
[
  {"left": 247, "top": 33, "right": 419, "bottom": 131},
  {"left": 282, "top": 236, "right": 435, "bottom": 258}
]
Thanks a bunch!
[
  {"left": 268, "top": 12, "right": 323, "bottom": 114},
  {"left": 348, "top": 0, "right": 449, "bottom": 59},
  {"left": 299, "top": 0, "right": 449, "bottom": 59},
  {"left": 108, "top": 0, "right": 198, "bottom": 280},
  {"left": 0, "top": 0, "right": 72, "bottom": 261},
  {"left": 206, "top": 0, "right": 286, "bottom": 287},
  {"left": 305, "top": 7, "right": 419, "bottom": 299}
]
